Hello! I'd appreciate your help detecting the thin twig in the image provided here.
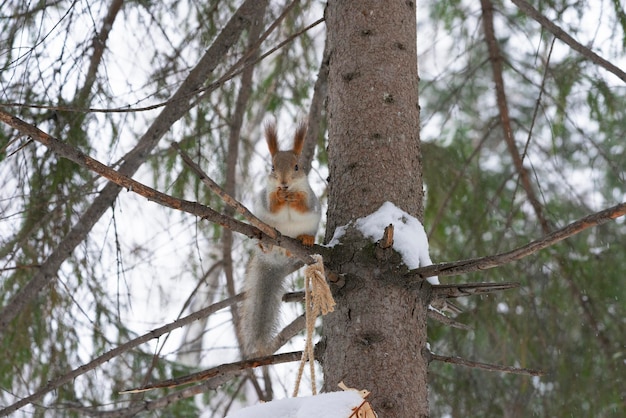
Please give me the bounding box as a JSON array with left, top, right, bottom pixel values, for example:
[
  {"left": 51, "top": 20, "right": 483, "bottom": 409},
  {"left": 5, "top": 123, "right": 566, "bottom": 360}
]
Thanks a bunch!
[
  {"left": 172, "top": 142, "right": 276, "bottom": 238},
  {"left": 430, "top": 352, "right": 544, "bottom": 376},
  {"left": 0, "top": 17, "right": 326, "bottom": 116},
  {"left": 511, "top": 0, "right": 626, "bottom": 83},
  {"left": 427, "top": 309, "right": 472, "bottom": 331}
]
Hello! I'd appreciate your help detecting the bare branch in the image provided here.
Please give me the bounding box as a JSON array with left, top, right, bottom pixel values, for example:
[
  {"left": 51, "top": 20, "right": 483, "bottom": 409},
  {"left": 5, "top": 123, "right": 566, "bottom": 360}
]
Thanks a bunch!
[
  {"left": 480, "top": 0, "right": 550, "bottom": 233},
  {"left": 431, "top": 282, "right": 520, "bottom": 299},
  {"left": 74, "top": 0, "right": 124, "bottom": 106},
  {"left": 429, "top": 352, "right": 544, "bottom": 377},
  {"left": 427, "top": 309, "right": 472, "bottom": 331},
  {"left": 120, "top": 351, "right": 303, "bottom": 394},
  {"left": 511, "top": 0, "right": 626, "bottom": 83},
  {"left": 172, "top": 142, "right": 277, "bottom": 238},
  {"left": 0, "top": 110, "right": 318, "bottom": 263},
  {"left": 410, "top": 202, "right": 626, "bottom": 279},
  {"left": 301, "top": 38, "right": 330, "bottom": 174},
  {"left": 269, "top": 314, "right": 307, "bottom": 354}
]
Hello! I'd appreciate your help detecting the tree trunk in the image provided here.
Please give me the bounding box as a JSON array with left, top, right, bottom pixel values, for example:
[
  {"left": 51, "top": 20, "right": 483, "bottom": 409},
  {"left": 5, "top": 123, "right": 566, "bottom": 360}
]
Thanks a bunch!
[{"left": 322, "top": 1, "right": 428, "bottom": 417}]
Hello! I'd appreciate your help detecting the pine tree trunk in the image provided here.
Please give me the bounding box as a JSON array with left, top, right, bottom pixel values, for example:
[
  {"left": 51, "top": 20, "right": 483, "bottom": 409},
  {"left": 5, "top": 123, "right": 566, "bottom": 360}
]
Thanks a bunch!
[{"left": 322, "top": 1, "right": 429, "bottom": 417}]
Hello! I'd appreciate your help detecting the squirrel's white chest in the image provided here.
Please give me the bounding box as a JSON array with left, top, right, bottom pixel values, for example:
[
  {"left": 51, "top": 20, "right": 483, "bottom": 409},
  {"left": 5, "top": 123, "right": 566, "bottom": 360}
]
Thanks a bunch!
[{"left": 254, "top": 191, "right": 320, "bottom": 238}]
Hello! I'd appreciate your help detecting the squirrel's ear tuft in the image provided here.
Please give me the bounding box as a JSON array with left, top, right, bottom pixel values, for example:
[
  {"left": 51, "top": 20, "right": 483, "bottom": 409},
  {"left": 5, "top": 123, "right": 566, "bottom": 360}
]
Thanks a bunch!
[
  {"left": 265, "top": 121, "right": 279, "bottom": 156},
  {"left": 292, "top": 121, "right": 307, "bottom": 156}
]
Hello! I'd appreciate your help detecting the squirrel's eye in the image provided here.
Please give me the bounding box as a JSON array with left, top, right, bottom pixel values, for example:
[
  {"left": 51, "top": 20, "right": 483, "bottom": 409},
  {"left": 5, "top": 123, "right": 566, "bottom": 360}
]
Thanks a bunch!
[
  {"left": 294, "top": 164, "right": 299, "bottom": 171},
  {"left": 271, "top": 164, "right": 275, "bottom": 172}
]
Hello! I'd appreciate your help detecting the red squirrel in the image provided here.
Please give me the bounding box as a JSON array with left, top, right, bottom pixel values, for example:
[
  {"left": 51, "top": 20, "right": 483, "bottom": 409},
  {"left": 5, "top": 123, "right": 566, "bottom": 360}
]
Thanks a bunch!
[{"left": 240, "top": 121, "right": 321, "bottom": 357}]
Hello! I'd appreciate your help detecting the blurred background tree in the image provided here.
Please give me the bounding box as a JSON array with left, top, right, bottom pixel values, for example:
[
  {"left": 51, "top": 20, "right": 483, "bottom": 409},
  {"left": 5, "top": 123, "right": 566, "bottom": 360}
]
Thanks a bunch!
[{"left": 0, "top": 0, "right": 623, "bottom": 416}]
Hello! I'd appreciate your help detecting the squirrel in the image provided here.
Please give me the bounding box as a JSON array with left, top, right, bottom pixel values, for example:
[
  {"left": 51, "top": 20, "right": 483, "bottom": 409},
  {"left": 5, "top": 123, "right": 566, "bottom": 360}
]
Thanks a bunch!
[{"left": 240, "top": 120, "right": 321, "bottom": 357}]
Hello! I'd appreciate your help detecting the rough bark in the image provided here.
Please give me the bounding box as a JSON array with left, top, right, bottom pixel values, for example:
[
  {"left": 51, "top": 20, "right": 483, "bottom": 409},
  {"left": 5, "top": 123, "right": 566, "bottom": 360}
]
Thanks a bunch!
[
  {"left": 324, "top": 0, "right": 423, "bottom": 236},
  {"left": 322, "top": 1, "right": 428, "bottom": 417},
  {"left": 321, "top": 230, "right": 430, "bottom": 417}
]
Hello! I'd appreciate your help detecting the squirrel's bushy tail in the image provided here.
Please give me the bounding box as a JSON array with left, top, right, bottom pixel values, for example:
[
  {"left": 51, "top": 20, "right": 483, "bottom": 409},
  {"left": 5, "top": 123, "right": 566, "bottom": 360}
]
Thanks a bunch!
[{"left": 240, "top": 248, "right": 299, "bottom": 357}]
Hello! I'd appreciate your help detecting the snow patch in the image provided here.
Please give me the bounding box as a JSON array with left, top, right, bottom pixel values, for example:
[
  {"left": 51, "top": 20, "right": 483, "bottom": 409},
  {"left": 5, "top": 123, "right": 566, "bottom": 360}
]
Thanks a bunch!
[
  {"left": 326, "top": 224, "right": 347, "bottom": 247},
  {"left": 324, "top": 202, "right": 439, "bottom": 284},
  {"left": 225, "top": 391, "right": 365, "bottom": 418},
  {"left": 356, "top": 202, "right": 439, "bottom": 284}
]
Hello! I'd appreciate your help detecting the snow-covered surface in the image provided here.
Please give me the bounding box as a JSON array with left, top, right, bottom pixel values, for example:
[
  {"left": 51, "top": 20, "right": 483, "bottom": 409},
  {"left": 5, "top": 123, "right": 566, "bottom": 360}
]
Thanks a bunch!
[
  {"left": 347, "top": 202, "right": 440, "bottom": 284},
  {"left": 326, "top": 224, "right": 346, "bottom": 247},
  {"left": 226, "top": 391, "right": 365, "bottom": 418}
]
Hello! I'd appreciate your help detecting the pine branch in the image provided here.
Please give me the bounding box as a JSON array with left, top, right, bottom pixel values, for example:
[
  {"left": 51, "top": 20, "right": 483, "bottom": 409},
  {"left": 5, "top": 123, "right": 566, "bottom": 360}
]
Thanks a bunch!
[
  {"left": 409, "top": 201, "right": 626, "bottom": 279},
  {"left": 0, "top": 3, "right": 324, "bottom": 116},
  {"left": 0, "top": 110, "right": 318, "bottom": 262},
  {"left": 0, "top": 295, "right": 243, "bottom": 417},
  {"left": 427, "top": 309, "right": 472, "bottom": 331},
  {"left": 511, "top": 0, "right": 626, "bottom": 83},
  {"left": 481, "top": 0, "right": 619, "bottom": 363},
  {"left": 75, "top": 377, "right": 234, "bottom": 417},
  {"left": 0, "top": 0, "right": 268, "bottom": 336}
]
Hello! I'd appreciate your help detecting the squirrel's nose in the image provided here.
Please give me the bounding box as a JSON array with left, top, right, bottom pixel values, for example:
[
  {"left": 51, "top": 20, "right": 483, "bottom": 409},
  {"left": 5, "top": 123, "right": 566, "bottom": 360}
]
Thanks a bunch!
[{"left": 280, "top": 183, "right": 288, "bottom": 190}]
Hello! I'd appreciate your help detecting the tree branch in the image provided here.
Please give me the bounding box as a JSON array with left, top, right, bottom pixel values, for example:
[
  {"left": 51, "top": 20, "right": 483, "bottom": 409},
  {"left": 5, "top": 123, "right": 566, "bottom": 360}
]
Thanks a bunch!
[
  {"left": 481, "top": 0, "right": 619, "bottom": 363},
  {"left": 0, "top": 295, "right": 243, "bottom": 416},
  {"left": 409, "top": 201, "right": 626, "bottom": 279},
  {"left": 511, "top": 0, "right": 626, "bottom": 83},
  {"left": 301, "top": 38, "right": 329, "bottom": 174},
  {"left": 480, "top": 0, "right": 550, "bottom": 233},
  {"left": 0, "top": 0, "right": 267, "bottom": 335},
  {"left": 74, "top": 0, "right": 124, "bottom": 106},
  {"left": 427, "top": 309, "right": 472, "bottom": 331},
  {"left": 0, "top": 110, "right": 318, "bottom": 264},
  {"left": 172, "top": 142, "right": 277, "bottom": 238},
  {"left": 119, "top": 351, "right": 303, "bottom": 394},
  {"left": 429, "top": 352, "right": 544, "bottom": 377},
  {"left": 431, "top": 281, "right": 520, "bottom": 299}
]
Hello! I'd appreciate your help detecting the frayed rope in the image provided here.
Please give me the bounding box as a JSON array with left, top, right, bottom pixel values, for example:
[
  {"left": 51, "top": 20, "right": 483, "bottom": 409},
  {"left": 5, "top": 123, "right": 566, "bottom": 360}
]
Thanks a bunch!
[{"left": 293, "top": 254, "right": 335, "bottom": 397}]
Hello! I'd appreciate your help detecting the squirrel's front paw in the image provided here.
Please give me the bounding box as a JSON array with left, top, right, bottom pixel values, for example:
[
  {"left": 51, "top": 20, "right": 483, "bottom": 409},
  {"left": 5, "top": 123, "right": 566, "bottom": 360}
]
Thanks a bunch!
[
  {"left": 276, "top": 188, "right": 290, "bottom": 201},
  {"left": 297, "top": 234, "right": 315, "bottom": 247}
]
